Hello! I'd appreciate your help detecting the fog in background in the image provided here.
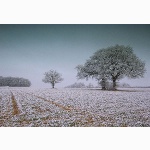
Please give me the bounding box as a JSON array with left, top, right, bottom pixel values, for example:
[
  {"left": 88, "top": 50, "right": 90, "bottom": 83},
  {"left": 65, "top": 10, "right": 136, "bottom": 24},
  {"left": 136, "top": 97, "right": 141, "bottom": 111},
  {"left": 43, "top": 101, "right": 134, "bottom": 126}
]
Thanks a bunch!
[{"left": 0, "top": 24, "right": 150, "bottom": 88}]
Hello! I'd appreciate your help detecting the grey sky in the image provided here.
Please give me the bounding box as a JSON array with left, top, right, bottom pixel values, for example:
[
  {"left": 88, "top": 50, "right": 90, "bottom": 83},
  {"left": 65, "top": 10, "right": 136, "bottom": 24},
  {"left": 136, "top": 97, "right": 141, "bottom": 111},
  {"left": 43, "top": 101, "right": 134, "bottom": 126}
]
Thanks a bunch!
[{"left": 0, "top": 24, "right": 150, "bottom": 87}]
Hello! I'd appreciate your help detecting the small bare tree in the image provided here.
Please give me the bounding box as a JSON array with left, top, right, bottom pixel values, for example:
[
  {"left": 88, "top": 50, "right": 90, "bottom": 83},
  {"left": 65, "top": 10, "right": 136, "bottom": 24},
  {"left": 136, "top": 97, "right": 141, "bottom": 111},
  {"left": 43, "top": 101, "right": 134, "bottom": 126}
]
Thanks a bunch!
[{"left": 42, "top": 70, "right": 63, "bottom": 88}]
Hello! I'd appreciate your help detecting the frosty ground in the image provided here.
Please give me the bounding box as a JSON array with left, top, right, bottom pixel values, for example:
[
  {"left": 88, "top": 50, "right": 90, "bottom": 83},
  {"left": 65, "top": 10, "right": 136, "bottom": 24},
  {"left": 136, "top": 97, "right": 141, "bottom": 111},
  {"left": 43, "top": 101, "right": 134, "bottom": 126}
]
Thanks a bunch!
[{"left": 0, "top": 87, "right": 150, "bottom": 127}]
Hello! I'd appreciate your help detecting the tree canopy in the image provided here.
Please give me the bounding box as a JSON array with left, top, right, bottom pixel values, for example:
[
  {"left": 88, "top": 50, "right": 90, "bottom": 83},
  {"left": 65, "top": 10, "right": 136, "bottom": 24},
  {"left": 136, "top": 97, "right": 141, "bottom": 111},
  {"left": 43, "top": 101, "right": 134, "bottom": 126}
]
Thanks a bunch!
[{"left": 76, "top": 45, "right": 146, "bottom": 90}]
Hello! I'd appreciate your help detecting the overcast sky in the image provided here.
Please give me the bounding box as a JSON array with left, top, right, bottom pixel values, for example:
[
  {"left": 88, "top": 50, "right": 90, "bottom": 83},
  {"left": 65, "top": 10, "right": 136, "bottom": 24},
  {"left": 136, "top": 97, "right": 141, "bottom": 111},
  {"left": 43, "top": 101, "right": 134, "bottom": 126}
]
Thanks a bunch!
[{"left": 0, "top": 24, "right": 150, "bottom": 87}]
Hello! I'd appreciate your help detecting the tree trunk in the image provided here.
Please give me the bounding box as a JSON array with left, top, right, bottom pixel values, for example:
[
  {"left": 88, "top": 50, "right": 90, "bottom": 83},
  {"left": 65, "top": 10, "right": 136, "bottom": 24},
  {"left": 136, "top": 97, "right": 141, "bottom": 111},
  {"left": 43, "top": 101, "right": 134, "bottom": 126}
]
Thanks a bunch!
[
  {"left": 100, "top": 78, "right": 106, "bottom": 90},
  {"left": 102, "top": 87, "right": 106, "bottom": 90},
  {"left": 51, "top": 82, "right": 55, "bottom": 88},
  {"left": 112, "top": 78, "right": 117, "bottom": 90}
]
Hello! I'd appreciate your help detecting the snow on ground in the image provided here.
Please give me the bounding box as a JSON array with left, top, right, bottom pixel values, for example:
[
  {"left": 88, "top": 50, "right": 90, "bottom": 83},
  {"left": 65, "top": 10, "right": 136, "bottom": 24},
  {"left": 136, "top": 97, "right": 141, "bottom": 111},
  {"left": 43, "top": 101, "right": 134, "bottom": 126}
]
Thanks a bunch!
[{"left": 0, "top": 87, "right": 150, "bottom": 127}]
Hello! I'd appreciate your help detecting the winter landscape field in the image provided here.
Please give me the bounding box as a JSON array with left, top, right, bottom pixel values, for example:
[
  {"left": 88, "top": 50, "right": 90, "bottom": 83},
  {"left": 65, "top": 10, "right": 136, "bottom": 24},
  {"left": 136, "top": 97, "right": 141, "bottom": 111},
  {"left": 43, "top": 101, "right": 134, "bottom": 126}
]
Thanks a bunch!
[{"left": 0, "top": 87, "right": 150, "bottom": 127}]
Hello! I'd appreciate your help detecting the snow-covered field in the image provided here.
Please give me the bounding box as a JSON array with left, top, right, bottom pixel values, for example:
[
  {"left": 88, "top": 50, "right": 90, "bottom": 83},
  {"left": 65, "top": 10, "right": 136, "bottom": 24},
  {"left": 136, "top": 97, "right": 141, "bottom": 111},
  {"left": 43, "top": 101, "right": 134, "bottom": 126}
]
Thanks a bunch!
[{"left": 0, "top": 87, "right": 150, "bottom": 127}]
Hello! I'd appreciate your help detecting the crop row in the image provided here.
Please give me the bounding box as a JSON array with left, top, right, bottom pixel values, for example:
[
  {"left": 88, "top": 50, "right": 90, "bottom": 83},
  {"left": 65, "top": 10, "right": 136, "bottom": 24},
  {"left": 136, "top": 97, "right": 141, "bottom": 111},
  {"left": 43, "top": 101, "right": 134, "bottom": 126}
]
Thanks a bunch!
[{"left": 0, "top": 88, "right": 150, "bottom": 126}]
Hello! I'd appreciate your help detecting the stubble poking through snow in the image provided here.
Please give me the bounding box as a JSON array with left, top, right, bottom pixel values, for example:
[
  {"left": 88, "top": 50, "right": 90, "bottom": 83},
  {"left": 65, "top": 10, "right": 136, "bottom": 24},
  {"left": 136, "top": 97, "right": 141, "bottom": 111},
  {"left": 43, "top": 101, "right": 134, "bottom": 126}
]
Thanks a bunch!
[{"left": 0, "top": 87, "right": 150, "bottom": 127}]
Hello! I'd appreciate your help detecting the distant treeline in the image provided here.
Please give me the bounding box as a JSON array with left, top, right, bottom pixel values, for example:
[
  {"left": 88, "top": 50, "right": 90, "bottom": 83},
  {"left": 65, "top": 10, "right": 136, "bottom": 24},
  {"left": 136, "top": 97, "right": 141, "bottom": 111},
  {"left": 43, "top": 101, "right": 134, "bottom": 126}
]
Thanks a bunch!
[
  {"left": 65, "top": 82, "right": 87, "bottom": 88},
  {"left": 0, "top": 76, "right": 31, "bottom": 87},
  {"left": 65, "top": 82, "right": 99, "bottom": 88},
  {"left": 65, "top": 82, "right": 131, "bottom": 89}
]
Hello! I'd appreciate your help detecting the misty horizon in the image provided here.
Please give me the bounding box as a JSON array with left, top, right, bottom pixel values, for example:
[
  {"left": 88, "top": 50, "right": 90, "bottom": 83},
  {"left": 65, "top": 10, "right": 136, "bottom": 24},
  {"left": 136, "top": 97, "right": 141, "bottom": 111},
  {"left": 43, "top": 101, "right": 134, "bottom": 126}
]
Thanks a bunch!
[{"left": 0, "top": 24, "right": 150, "bottom": 88}]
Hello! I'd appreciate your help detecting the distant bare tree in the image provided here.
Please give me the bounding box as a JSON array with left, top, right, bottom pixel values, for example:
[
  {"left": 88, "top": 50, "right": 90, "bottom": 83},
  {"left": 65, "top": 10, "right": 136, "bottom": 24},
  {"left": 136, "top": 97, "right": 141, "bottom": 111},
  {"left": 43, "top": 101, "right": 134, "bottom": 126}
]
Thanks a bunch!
[
  {"left": 86, "top": 83, "right": 94, "bottom": 88},
  {"left": 118, "top": 83, "right": 131, "bottom": 88},
  {"left": 42, "top": 70, "right": 63, "bottom": 88}
]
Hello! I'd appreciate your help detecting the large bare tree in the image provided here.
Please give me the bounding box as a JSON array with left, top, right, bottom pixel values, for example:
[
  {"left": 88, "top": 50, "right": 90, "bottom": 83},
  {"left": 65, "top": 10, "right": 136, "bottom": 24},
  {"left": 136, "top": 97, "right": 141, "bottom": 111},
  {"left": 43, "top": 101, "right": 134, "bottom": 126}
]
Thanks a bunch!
[{"left": 76, "top": 45, "right": 146, "bottom": 90}]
